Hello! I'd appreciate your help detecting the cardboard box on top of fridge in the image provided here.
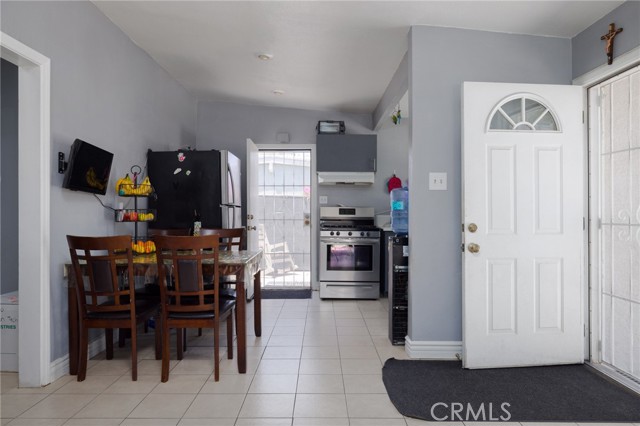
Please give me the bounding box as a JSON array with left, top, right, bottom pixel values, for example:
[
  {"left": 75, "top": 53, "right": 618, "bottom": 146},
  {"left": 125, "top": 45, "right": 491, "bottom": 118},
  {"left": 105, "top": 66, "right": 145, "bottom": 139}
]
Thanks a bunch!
[{"left": 1, "top": 291, "right": 18, "bottom": 372}]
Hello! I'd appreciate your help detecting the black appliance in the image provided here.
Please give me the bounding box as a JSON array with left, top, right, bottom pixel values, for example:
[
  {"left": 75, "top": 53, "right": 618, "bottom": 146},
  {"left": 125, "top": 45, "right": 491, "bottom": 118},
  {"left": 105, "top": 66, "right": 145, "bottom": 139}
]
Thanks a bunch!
[
  {"left": 146, "top": 149, "right": 242, "bottom": 231},
  {"left": 62, "top": 139, "right": 114, "bottom": 195},
  {"left": 388, "top": 234, "right": 408, "bottom": 345}
]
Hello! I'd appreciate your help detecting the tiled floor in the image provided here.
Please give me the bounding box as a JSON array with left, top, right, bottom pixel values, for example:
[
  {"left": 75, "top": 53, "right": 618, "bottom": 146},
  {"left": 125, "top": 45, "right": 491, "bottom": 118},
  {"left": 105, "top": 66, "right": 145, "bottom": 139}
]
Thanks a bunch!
[{"left": 1, "top": 294, "right": 639, "bottom": 426}]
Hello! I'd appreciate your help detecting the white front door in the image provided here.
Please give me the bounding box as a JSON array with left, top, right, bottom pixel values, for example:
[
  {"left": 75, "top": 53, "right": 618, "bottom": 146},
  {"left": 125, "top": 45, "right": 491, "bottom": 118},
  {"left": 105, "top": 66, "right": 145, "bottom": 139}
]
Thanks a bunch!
[{"left": 462, "top": 82, "right": 585, "bottom": 369}]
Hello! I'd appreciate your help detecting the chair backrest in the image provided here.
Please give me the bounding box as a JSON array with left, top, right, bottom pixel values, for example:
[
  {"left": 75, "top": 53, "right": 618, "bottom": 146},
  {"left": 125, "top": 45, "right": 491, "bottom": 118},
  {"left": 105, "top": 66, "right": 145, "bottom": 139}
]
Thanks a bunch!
[
  {"left": 153, "top": 235, "right": 220, "bottom": 316},
  {"left": 199, "top": 228, "right": 245, "bottom": 251},
  {"left": 67, "top": 235, "right": 135, "bottom": 319},
  {"left": 148, "top": 228, "right": 191, "bottom": 237}
]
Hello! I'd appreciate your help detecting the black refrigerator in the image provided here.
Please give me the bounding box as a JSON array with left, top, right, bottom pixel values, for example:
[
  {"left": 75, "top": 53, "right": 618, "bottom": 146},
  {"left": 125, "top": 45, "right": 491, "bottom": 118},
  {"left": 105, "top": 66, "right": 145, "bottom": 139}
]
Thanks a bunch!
[{"left": 147, "top": 149, "right": 233, "bottom": 231}]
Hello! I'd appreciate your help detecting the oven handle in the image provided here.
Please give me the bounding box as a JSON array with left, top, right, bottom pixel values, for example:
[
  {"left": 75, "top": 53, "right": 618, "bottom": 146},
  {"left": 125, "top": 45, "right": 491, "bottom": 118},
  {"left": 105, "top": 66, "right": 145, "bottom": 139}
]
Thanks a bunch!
[{"left": 320, "top": 238, "right": 380, "bottom": 245}]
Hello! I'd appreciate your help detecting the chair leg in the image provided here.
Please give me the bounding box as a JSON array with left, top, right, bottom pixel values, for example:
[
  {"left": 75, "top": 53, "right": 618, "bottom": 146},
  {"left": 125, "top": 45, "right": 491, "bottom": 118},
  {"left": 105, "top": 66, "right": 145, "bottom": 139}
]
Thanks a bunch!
[
  {"left": 78, "top": 326, "right": 89, "bottom": 382},
  {"left": 177, "top": 328, "right": 184, "bottom": 360},
  {"left": 198, "top": 328, "right": 202, "bottom": 336},
  {"left": 214, "top": 320, "right": 220, "bottom": 382},
  {"left": 130, "top": 325, "right": 138, "bottom": 381},
  {"left": 227, "top": 312, "right": 234, "bottom": 360},
  {"left": 105, "top": 328, "right": 114, "bottom": 360},
  {"left": 183, "top": 328, "right": 188, "bottom": 352},
  {"left": 161, "top": 319, "right": 170, "bottom": 382},
  {"left": 144, "top": 321, "right": 149, "bottom": 334}
]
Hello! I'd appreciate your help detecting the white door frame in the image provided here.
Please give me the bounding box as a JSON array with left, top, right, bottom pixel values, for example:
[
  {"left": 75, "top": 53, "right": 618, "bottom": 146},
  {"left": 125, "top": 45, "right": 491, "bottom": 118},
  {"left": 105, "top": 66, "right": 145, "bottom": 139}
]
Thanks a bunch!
[
  {"left": 1, "top": 32, "right": 51, "bottom": 386},
  {"left": 574, "top": 46, "right": 640, "bottom": 389},
  {"left": 251, "top": 144, "right": 318, "bottom": 290}
]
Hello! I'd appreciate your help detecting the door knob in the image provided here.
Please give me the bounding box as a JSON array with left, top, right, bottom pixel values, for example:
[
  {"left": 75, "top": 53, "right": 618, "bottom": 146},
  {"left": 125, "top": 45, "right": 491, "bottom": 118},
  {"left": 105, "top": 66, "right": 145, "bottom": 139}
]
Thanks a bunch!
[
  {"left": 468, "top": 243, "right": 480, "bottom": 253},
  {"left": 247, "top": 214, "right": 254, "bottom": 220},
  {"left": 247, "top": 226, "right": 256, "bottom": 231},
  {"left": 467, "top": 223, "right": 478, "bottom": 233}
]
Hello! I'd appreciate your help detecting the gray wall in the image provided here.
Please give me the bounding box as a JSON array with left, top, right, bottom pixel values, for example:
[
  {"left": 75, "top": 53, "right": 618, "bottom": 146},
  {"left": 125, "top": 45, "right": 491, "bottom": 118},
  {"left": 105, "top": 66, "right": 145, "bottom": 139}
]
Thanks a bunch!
[
  {"left": 407, "top": 26, "right": 571, "bottom": 342},
  {"left": 373, "top": 52, "right": 408, "bottom": 130},
  {"left": 196, "top": 101, "right": 410, "bottom": 216},
  {"left": 1, "top": 59, "right": 19, "bottom": 295},
  {"left": 572, "top": 1, "right": 640, "bottom": 79},
  {"left": 1, "top": 1, "right": 197, "bottom": 361}
]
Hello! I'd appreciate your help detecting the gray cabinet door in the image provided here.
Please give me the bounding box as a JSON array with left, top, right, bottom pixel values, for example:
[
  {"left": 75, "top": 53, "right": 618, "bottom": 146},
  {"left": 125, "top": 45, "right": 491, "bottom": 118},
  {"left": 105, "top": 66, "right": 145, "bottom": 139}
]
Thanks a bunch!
[{"left": 316, "top": 134, "right": 377, "bottom": 172}]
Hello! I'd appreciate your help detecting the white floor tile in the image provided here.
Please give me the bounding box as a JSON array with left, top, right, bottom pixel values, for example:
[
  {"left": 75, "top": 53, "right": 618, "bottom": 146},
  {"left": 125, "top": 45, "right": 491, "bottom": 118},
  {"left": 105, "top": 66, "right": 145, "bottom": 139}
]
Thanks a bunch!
[
  {"left": 262, "top": 346, "right": 302, "bottom": 359},
  {"left": 248, "top": 375, "right": 298, "bottom": 394},
  {"left": 239, "top": 394, "right": 295, "bottom": 418},
  {"left": 19, "top": 394, "right": 96, "bottom": 419},
  {"left": 293, "top": 394, "right": 347, "bottom": 418},
  {"left": 292, "top": 418, "right": 348, "bottom": 426},
  {"left": 256, "top": 359, "right": 300, "bottom": 375},
  {"left": 298, "top": 359, "right": 341, "bottom": 375},
  {"left": 345, "top": 394, "right": 403, "bottom": 418},
  {"left": 234, "top": 419, "right": 293, "bottom": 426},
  {"left": 182, "top": 394, "right": 245, "bottom": 418},
  {"left": 0, "top": 394, "right": 48, "bottom": 418},
  {"left": 73, "top": 393, "right": 146, "bottom": 419},
  {"left": 150, "top": 374, "right": 208, "bottom": 394},
  {"left": 300, "top": 346, "right": 340, "bottom": 359},
  {"left": 128, "top": 394, "right": 195, "bottom": 419},
  {"left": 296, "top": 375, "right": 344, "bottom": 394},
  {"left": 200, "top": 374, "right": 254, "bottom": 394},
  {"left": 342, "top": 374, "right": 386, "bottom": 394}
]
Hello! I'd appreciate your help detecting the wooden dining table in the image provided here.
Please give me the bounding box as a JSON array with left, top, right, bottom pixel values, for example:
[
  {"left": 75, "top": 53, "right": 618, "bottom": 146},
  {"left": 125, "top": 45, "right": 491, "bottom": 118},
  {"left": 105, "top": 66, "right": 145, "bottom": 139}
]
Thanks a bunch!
[{"left": 65, "top": 249, "right": 263, "bottom": 375}]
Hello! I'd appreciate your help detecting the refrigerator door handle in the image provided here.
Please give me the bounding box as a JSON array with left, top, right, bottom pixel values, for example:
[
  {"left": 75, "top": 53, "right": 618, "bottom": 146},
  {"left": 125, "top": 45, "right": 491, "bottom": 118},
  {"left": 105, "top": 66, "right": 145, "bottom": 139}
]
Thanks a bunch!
[{"left": 228, "top": 167, "right": 235, "bottom": 208}]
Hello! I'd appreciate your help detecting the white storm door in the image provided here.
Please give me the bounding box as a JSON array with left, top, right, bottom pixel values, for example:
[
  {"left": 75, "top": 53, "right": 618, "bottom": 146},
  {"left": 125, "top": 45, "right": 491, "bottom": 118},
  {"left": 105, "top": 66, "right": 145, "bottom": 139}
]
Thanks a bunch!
[
  {"left": 246, "top": 138, "right": 260, "bottom": 251},
  {"left": 462, "top": 82, "right": 585, "bottom": 369}
]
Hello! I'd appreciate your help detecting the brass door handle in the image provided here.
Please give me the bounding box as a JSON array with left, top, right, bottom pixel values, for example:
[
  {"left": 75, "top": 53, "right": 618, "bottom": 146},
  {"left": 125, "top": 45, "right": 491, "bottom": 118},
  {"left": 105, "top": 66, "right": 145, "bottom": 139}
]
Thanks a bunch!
[
  {"left": 247, "top": 214, "right": 254, "bottom": 220},
  {"left": 468, "top": 243, "right": 480, "bottom": 253},
  {"left": 247, "top": 226, "right": 257, "bottom": 231},
  {"left": 467, "top": 223, "right": 478, "bottom": 233}
]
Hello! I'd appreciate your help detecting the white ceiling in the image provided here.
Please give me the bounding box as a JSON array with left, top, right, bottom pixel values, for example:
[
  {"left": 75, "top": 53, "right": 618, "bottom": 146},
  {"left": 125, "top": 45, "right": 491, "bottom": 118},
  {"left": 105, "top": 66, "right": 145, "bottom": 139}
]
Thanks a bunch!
[{"left": 93, "top": 1, "right": 623, "bottom": 114}]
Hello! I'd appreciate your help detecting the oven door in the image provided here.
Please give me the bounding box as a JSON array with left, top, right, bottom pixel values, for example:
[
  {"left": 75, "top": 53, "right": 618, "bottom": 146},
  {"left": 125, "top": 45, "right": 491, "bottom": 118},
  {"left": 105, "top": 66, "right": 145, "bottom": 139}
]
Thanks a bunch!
[{"left": 319, "top": 237, "right": 380, "bottom": 282}]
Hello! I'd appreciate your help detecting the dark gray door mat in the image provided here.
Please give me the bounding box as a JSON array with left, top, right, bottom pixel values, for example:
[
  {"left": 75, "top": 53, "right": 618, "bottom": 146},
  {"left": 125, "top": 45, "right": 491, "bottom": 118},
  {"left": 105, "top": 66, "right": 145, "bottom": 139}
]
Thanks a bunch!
[{"left": 382, "top": 359, "right": 640, "bottom": 422}]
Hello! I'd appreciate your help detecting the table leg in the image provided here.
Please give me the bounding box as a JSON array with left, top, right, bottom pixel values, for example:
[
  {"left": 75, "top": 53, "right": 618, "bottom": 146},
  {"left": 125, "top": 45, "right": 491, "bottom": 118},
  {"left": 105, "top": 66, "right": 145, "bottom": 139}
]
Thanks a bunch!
[
  {"left": 253, "top": 271, "right": 261, "bottom": 337},
  {"left": 67, "top": 280, "right": 79, "bottom": 375},
  {"left": 236, "top": 279, "right": 246, "bottom": 374}
]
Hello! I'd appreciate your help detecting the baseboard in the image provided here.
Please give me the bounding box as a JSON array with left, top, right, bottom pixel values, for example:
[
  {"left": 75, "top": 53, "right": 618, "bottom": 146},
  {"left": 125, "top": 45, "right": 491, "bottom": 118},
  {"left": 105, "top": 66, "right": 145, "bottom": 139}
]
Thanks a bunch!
[
  {"left": 405, "top": 338, "right": 463, "bottom": 360},
  {"left": 49, "top": 336, "right": 107, "bottom": 383}
]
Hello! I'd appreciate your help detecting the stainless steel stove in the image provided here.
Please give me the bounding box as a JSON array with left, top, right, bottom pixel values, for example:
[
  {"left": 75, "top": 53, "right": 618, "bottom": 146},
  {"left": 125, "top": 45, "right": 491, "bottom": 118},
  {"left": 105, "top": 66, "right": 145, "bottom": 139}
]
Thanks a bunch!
[{"left": 319, "top": 207, "right": 381, "bottom": 299}]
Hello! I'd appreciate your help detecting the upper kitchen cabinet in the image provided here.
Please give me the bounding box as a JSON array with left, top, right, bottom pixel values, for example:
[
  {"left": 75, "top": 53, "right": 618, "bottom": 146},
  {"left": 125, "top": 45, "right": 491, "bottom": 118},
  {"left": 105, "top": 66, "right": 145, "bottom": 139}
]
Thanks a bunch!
[{"left": 316, "top": 134, "right": 377, "bottom": 172}]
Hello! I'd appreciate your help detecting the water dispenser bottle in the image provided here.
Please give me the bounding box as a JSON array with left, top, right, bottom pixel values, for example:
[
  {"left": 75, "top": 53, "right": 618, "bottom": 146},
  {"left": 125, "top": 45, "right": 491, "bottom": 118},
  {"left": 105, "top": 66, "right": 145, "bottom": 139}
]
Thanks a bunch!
[{"left": 390, "top": 187, "right": 409, "bottom": 234}]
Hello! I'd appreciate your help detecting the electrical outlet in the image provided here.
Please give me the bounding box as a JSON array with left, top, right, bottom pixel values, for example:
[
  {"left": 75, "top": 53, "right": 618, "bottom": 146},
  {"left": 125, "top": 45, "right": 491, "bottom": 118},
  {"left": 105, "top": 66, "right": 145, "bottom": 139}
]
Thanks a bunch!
[
  {"left": 319, "top": 196, "right": 328, "bottom": 204},
  {"left": 429, "top": 172, "right": 447, "bottom": 190}
]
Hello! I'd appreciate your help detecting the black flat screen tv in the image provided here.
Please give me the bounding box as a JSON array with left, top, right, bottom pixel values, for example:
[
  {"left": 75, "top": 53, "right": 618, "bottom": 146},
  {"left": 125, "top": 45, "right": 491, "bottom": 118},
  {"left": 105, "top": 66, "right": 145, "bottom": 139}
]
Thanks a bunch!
[{"left": 62, "top": 139, "right": 114, "bottom": 195}]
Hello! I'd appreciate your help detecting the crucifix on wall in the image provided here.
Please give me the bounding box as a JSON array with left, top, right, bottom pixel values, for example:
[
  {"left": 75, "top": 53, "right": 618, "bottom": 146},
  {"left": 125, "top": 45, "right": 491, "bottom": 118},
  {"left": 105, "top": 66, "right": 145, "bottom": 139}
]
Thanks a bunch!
[{"left": 600, "top": 23, "right": 623, "bottom": 65}]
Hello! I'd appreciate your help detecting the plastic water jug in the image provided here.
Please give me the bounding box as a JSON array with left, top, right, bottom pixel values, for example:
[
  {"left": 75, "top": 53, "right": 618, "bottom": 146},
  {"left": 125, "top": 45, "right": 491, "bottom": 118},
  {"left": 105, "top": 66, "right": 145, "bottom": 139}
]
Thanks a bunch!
[{"left": 390, "top": 187, "right": 408, "bottom": 234}]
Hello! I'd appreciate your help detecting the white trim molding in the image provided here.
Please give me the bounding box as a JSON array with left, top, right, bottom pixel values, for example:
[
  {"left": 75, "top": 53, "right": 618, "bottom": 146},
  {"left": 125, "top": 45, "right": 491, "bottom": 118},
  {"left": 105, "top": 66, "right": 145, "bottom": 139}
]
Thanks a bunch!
[
  {"left": 1, "top": 32, "right": 52, "bottom": 387},
  {"left": 573, "top": 46, "right": 640, "bottom": 87},
  {"left": 405, "top": 338, "right": 463, "bottom": 360},
  {"left": 49, "top": 337, "right": 108, "bottom": 383}
]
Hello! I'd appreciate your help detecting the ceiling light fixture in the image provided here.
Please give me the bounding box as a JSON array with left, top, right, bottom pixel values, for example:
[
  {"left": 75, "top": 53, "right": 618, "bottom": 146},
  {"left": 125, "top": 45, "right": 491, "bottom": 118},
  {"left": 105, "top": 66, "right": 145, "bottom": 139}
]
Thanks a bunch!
[
  {"left": 272, "top": 89, "right": 285, "bottom": 95},
  {"left": 257, "top": 53, "right": 274, "bottom": 61}
]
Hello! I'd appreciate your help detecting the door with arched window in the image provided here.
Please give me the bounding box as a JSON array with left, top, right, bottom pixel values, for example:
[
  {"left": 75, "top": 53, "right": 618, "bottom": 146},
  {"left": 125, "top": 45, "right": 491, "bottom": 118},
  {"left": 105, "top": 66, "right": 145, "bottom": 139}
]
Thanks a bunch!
[{"left": 462, "top": 82, "right": 585, "bottom": 369}]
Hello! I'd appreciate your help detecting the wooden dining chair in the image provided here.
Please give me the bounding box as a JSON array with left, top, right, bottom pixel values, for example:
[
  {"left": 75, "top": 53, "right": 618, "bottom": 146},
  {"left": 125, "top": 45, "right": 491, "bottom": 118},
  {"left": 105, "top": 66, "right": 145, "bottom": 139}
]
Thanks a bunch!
[
  {"left": 67, "top": 235, "right": 161, "bottom": 381},
  {"left": 154, "top": 235, "right": 235, "bottom": 382}
]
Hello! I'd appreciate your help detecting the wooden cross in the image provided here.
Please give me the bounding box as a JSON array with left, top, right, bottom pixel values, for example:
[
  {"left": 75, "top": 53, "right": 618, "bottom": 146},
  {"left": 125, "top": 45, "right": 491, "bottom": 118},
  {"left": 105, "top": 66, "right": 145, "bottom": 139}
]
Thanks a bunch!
[{"left": 601, "top": 23, "right": 623, "bottom": 65}]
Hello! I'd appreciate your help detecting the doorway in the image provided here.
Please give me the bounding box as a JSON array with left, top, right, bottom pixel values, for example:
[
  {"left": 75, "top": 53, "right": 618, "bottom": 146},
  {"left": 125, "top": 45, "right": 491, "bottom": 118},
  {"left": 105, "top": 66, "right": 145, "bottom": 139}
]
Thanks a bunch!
[
  {"left": 0, "top": 32, "right": 51, "bottom": 386},
  {"left": 588, "top": 64, "right": 640, "bottom": 385},
  {"left": 256, "top": 149, "right": 313, "bottom": 290}
]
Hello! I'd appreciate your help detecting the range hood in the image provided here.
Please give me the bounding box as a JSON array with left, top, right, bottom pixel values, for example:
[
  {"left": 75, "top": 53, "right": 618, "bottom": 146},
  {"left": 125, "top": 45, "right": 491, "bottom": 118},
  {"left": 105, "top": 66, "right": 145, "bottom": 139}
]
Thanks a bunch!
[{"left": 317, "top": 171, "right": 375, "bottom": 185}]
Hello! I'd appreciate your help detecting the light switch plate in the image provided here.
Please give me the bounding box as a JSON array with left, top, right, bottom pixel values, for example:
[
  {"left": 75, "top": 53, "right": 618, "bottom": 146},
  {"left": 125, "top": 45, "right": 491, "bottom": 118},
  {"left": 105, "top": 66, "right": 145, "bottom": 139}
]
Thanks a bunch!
[
  {"left": 319, "top": 196, "right": 328, "bottom": 204},
  {"left": 429, "top": 172, "right": 447, "bottom": 190}
]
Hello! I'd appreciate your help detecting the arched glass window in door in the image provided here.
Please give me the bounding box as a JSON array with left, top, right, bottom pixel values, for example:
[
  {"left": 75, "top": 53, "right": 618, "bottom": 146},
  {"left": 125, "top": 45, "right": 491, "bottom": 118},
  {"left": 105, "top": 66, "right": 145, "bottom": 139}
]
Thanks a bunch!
[{"left": 488, "top": 94, "right": 560, "bottom": 132}]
